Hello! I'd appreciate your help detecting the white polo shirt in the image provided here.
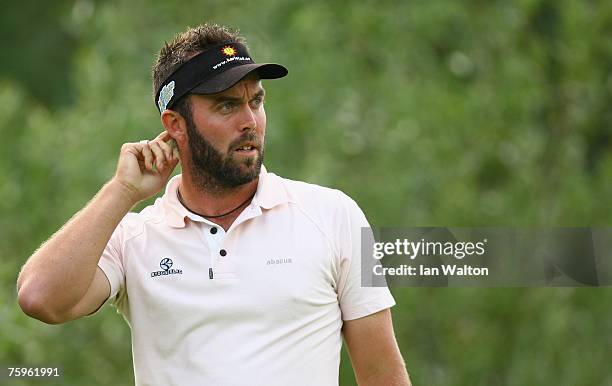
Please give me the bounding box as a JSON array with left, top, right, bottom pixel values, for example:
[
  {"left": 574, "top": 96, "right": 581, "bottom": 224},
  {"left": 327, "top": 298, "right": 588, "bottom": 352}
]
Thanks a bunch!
[{"left": 98, "top": 166, "right": 395, "bottom": 386}]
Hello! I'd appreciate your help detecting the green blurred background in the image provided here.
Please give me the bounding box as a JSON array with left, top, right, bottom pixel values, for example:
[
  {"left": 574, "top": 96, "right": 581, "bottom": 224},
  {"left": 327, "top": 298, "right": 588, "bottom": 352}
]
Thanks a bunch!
[{"left": 1, "top": 0, "right": 611, "bottom": 385}]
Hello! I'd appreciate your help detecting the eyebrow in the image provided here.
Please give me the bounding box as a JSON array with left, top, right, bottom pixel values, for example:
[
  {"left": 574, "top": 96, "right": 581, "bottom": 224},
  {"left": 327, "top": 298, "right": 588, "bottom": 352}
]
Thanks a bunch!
[
  {"left": 210, "top": 88, "right": 265, "bottom": 104},
  {"left": 252, "top": 89, "right": 266, "bottom": 99}
]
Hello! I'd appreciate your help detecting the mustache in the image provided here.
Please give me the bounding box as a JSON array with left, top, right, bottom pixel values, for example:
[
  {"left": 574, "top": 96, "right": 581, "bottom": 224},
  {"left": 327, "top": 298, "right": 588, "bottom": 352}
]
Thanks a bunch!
[{"left": 228, "top": 133, "right": 262, "bottom": 151}]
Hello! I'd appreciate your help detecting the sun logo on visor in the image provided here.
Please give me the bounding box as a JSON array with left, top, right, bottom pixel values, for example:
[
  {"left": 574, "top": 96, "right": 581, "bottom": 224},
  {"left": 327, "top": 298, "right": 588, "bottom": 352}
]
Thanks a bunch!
[{"left": 221, "top": 46, "right": 237, "bottom": 56}]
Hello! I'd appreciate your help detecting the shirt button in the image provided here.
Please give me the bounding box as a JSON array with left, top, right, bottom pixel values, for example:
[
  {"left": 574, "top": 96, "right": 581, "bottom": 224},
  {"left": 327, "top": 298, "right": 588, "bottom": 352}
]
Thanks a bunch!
[
  {"left": 219, "top": 249, "right": 227, "bottom": 257},
  {"left": 210, "top": 227, "right": 218, "bottom": 234}
]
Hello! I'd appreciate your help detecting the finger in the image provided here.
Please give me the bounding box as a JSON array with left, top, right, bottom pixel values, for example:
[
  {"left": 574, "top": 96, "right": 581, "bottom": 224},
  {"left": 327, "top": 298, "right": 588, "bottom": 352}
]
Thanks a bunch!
[
  {"left": 154, "top": 130, "right": 172, "bottom": 143},
  {"left": 168, "top": 138, "right": 177, "bottom": 150},
  {"left": 155, "top": 139, "right": 173, "bottom": 160},
  {"left": 140, "top": 142, "right": 154, "bottom": 171},
  {"left": 164, "top": 153, "right": 180, "bottom": 175},
  {"left": 153, "top": 131, "right": 177, "bottom": 158},
  {"left": 149, "top": 141, "right": 167, "bottom": 171}
]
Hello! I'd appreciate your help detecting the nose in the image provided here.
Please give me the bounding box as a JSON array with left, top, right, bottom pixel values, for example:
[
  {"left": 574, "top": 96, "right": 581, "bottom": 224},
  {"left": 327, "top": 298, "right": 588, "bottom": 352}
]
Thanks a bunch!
[{"left": 238, "top": 104, "right": 257, "bottom": 132}]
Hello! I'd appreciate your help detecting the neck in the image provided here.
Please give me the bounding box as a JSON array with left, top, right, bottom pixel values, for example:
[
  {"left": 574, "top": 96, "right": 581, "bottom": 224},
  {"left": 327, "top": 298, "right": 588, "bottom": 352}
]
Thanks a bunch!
[
  {"left": 178, "top": 171, "right": 259, "bottom": 227},
  {"left": 189, "top": 168, "right": 249, "bottom": 198}
]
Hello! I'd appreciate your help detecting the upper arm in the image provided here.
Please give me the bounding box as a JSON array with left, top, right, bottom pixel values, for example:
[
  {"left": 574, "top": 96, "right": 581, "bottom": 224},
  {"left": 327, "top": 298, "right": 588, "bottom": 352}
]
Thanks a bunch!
[
  {"left": 343, "top": 308, "right": 411, "bottom": 386},
  {"left": 335, "top": 193, "right": 396, "bottom": 320},
  {"left": 65, "top": 267, "right": 111, "bottom": 320}
]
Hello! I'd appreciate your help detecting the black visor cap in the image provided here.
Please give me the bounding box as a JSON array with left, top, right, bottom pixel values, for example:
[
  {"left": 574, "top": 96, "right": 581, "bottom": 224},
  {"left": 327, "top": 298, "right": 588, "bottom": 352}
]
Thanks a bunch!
[
  {"left": 155, "top": 42, "right": 288, "bottom": 113},
  {"left": 190, "top": 62, "right": 287, "bottom": 95}
]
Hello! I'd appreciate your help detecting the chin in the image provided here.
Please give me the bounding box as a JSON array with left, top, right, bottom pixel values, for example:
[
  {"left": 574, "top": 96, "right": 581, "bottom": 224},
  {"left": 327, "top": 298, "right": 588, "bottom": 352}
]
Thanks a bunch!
[{"left": 240, "top": 162, "right": 261, "bottom": 178}]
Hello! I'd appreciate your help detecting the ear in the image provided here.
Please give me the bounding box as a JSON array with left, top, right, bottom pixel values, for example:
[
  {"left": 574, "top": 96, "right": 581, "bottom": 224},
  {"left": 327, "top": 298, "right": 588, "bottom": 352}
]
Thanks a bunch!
[{"left": 161, "top": 108, "right": 188, "bottom": 143}]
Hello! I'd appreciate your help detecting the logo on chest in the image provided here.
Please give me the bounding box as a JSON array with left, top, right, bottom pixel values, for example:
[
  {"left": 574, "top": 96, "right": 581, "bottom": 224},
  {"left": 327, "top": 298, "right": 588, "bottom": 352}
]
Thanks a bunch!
[{"left": 150, "top": 258, "right": 183, "bottom": 278}]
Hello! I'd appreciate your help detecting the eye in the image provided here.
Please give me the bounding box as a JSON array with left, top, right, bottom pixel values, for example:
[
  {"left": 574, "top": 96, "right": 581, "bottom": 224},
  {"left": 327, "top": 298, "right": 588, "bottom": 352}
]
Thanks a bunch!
[
  {"left": 219, "top": 101, "right": 236, "bottom": 113},
  {"left": 250, "top": 97, "right": 264, "bottom": 108}
]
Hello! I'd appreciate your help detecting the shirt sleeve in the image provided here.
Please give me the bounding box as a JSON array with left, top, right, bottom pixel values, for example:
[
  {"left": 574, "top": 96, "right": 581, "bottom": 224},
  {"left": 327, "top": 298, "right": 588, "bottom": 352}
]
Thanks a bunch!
[
  {"left": 97, "top": 221, "right": 126, "bottom": 306},
  {"left": 336, "top": 192, "right": 396, "bottom": 321}
]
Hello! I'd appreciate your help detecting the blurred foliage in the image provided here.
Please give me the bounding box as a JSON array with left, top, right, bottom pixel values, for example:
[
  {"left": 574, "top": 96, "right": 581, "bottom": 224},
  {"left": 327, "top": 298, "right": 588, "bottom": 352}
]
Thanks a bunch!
[{"left": 1, "top": 0, "right": 612, "bottom": 385}]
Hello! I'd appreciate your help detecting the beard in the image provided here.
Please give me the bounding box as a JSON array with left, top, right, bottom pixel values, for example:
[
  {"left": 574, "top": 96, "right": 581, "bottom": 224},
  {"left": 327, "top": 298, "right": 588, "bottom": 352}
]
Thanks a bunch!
[{"left": 185, "top": 117, "right": 264, "bottom": 192}]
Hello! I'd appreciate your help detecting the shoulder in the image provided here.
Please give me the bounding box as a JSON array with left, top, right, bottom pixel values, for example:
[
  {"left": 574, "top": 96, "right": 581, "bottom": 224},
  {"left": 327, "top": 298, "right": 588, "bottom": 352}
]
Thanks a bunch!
[
  {"left": 113, "top": 197, "right": 165, "bottom": 242},
  {"left": 278, "top": 174, "right": 352, "bottom": 206},
  {"left": 272, "top": 173, "right": 367, "bottom": 226}
]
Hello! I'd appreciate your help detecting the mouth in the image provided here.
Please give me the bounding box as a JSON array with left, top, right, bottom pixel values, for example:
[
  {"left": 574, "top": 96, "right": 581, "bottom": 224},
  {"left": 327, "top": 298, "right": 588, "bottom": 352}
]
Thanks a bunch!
[{"left": 234, "top": 142, "right": 258, "bottom": 154}]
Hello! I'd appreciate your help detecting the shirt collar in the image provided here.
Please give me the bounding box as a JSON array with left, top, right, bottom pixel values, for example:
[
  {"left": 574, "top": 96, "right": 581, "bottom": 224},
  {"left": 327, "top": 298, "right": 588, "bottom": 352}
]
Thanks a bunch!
[{"left": 162, "top": 165, "right": 291, "bottom": 228}]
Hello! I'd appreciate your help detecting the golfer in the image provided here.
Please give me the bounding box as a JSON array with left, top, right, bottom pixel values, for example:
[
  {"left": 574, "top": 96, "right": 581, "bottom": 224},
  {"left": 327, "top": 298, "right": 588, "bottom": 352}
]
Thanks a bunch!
[{"left": 17, "top": 23, "right": 411, "bottom": 386}]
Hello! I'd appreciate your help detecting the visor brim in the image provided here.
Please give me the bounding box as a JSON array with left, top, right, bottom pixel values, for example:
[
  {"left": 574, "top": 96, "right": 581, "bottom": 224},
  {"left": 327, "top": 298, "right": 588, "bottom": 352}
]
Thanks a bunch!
[{"left": 190, "top": 63, "right": 288, "bottom": 95}]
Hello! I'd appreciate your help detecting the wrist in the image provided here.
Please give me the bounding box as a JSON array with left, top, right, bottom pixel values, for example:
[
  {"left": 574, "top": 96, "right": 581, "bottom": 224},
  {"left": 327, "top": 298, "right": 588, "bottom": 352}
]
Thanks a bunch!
[{"left": 106, "top": 178, "right": 143, "bottom": 206}]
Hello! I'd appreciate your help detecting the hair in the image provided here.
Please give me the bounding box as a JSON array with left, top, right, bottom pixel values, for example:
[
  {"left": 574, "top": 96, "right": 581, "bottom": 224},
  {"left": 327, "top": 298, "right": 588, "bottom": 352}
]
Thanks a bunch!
[{"left": 152, "top": 23, "right": 246, "bottom": 119}]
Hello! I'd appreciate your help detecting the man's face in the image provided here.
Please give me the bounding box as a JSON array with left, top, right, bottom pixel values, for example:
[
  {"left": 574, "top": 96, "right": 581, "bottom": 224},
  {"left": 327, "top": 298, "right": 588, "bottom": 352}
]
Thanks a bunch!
[{"left": 184, "top": 76, "right": 266, "bottom": 190}]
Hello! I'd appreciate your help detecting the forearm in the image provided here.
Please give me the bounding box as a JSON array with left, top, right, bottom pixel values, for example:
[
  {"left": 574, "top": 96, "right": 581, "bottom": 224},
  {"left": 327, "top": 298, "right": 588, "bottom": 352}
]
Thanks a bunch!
[
  {"left": 357, "top": 363, "right": 411, "bottom": 386},
  {"left": 17, "top": 179, "right": 137, "bottom": 321},
  {"left": 343, "top": 309, "right": 412, "bottom": 386}
]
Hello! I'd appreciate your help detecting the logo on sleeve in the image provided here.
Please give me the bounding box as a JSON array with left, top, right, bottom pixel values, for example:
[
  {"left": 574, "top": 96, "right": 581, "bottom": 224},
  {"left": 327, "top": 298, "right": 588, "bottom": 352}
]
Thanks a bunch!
[{"left": 151, "top": 258, "right": 183, "bottom": 278}]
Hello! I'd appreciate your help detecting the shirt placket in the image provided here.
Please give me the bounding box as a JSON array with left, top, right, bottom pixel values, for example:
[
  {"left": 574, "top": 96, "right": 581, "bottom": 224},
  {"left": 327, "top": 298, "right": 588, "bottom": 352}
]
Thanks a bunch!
[
  {"left": 193, "top": 204, "right": 262, "bottom": 280},
  {"left": 203, "top": 222, "right": 239, "bottom": 280}
]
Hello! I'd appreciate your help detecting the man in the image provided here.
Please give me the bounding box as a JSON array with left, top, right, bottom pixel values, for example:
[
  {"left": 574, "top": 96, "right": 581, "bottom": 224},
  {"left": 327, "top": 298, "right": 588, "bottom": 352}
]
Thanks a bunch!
[{"left": 17, "top": 24, "right": 411, "bottom": 386}]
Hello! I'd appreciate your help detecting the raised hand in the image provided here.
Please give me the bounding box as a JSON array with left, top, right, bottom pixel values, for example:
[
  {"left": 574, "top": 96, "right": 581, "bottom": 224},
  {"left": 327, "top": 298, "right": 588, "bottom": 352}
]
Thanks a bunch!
[{"left": 112, "top": 130, "right": 180, "bottom": 204}]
